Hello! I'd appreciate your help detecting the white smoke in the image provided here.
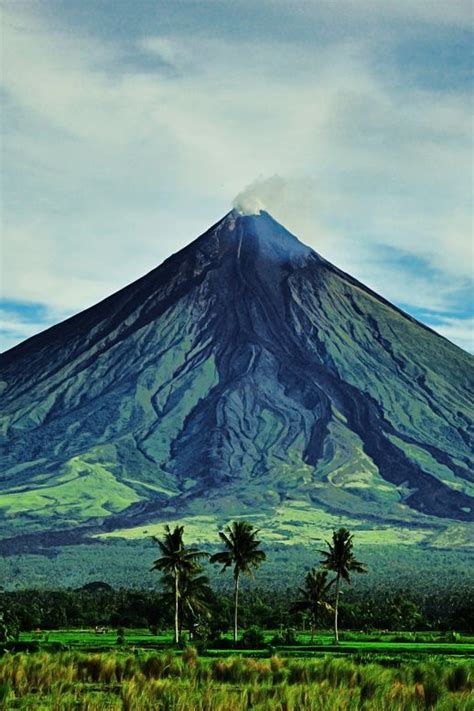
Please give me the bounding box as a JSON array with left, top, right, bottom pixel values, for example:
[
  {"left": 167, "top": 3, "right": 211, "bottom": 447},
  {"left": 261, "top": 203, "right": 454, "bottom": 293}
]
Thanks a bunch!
[
  {"left": 232, "top": 176, "right": 288, "bottom": 216},
  {"left": 231, "top": 175, "right": 340, "bottom": 254}
]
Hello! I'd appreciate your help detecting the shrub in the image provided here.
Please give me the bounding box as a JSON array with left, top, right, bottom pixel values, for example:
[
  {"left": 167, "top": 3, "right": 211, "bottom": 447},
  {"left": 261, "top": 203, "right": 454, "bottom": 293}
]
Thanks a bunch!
[
  {"left": 271, "top": 627, "right": 299, "bottom": 646},
  {"left": 194, "top": 638, "right": 208, "bottom": 654},
  {"left": 208, "top": 635, "right": 234, "bottom": 649},
  {"left": 241, "top": 626, "right": 265, "bottom": 648}
]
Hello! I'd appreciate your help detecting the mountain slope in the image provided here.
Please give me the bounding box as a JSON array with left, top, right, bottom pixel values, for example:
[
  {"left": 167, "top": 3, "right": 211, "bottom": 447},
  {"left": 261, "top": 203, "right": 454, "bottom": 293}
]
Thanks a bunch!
[{"left": 0, "top": 210, "right": 473, "bottom": 551}]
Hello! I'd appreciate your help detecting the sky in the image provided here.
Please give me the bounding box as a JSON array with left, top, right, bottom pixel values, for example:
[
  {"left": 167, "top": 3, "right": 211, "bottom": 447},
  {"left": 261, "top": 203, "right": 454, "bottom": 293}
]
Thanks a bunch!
[{"left": 1, "top": 0, "right": 473, "bottom": 353}]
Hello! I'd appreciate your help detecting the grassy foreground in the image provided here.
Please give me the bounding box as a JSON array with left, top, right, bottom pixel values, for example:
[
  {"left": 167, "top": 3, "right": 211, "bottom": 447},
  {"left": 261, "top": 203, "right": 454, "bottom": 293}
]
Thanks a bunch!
[{"left": 0, "top": 649, "right": 472, "bottom": 710}]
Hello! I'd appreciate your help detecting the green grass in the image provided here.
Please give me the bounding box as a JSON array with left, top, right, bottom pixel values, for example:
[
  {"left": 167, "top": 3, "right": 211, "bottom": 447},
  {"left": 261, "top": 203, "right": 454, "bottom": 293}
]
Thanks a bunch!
[
  {"left": 0, "top": 457, "right": 141, "bottom": 521},
  {"left": 0, "top": 649, "right": 472, "bottom": 710},
  {"left": 17, "top": 628, "right": 474, "bottom": 660}
]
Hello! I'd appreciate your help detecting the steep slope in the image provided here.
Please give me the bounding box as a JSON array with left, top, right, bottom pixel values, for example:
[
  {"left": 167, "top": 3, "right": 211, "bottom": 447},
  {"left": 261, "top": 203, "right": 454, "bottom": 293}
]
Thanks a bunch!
[{"left": 0, "top": 210, "right": 473, "bottom": 550}]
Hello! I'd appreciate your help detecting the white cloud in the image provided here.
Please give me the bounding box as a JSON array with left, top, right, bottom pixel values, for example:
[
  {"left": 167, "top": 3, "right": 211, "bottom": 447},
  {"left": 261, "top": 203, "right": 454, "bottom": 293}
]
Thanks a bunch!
[
  {"left": 428, "top": 316, "right": 474, "bottom": 353},
  {"left": 0, "top": 2, "right": 472, "bottom": 350},
  {"left": 0, "top": 306, "right": 63, "bottom": 352}
]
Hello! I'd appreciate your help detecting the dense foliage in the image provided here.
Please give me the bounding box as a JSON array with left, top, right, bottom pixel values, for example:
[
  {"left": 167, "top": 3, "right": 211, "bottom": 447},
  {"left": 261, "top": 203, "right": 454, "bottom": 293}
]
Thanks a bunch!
[
  {"left": 1, "top": 526, "right": 473, "bottom": 640},
  {"left": 1, "top": 539, "right": 471, "bottom": 593},
  {"left": 1, "top": 582, "right": 472, "bottom": 636}
]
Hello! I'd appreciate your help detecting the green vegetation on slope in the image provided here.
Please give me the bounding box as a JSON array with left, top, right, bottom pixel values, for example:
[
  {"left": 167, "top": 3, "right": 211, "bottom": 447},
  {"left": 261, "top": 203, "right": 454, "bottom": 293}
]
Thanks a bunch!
[{"left": 1, "top": 211, "right": 472, "bottom": 547}]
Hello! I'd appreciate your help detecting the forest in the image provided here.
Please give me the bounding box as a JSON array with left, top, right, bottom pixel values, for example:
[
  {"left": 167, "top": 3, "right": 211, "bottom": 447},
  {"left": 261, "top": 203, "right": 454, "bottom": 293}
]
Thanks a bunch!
[{"left": 1, "top": 525, "right": 473, "bottom": 645}]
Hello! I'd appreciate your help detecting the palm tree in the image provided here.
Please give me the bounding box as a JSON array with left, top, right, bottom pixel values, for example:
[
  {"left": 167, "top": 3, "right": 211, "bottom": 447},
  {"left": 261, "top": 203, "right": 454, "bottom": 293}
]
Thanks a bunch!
[
  {"left": 162, "top": 568, "right": 212, "bottom": 637},
  {"left": 319, "top": 528, "right": 367, "bottom": 644},
  {"left": 150, "top": 525, "right": 207, "bottom": 644},
  {"left": 210, "top": 521, "right": 266, "bottom": 644},
  {"left": 292, "top": 568, "right": 334, "bottom": 642}
]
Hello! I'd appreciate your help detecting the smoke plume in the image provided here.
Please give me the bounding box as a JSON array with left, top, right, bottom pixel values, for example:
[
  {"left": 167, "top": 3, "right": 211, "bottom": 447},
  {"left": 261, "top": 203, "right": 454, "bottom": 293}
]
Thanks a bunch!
[{"left": 232, "top": 176, "right": 288, "bottom": 215}]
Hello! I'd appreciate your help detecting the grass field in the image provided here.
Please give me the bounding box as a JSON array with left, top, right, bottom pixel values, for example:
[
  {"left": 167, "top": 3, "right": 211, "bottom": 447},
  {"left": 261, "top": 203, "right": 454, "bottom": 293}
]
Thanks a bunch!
[
  {"left": 17, "top": 628, "right": 474, "bottom": 657},
  {"left": 1, "top": 628, "right": 472, "bottom": 709},
  {"left": 0, "top": 646, "right": 472, "bottom": 710}
]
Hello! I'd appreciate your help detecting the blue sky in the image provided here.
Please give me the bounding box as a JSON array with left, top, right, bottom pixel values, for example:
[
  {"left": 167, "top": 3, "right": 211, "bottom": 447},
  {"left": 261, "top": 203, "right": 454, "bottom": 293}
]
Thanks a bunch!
[{"left": 1, "top": 0, "right": 473, "bottom": 352}]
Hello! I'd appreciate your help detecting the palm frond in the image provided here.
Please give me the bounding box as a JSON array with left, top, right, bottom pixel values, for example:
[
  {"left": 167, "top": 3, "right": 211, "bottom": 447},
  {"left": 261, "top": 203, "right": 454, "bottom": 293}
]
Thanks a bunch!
[
  {"left": 210, "top": 520, "right": 266, "bottom": 578},
  {"left": 318, "top": 528, "right": 367, "bottom": 583}
]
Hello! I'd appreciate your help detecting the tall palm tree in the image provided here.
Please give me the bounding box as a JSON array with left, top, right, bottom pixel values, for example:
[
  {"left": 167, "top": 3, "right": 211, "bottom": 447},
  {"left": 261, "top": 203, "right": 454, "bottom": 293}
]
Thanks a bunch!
[
  {"left": 150, "top": 525, "right": 207, "bottom": 644},
  {"left": 319, "top": 528, "right": 366, "bottom": 644},
  {"left": 292, "top": 568, "right": 334, "bottom": 642},
  {"left": 162, "top": 568, "right": 212, "bottom": 637},
  {"left": 210, "top": 521, "right": 266, "bottom": 644}
]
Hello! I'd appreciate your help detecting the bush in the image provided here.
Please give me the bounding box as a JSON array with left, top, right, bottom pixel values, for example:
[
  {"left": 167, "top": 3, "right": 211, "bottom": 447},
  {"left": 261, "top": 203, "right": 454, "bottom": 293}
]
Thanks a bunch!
[
  {"left": 207, "top": 636, "right": 234, "bottom": 649},
  {"left": 194, "top": 638, "right": 208, "bottom": 654},
  {"left": 270, "top": 628, "right": 298, "bottom": 646},
  {"left": 241, "top": 626, "right": 265, "bottom": 648}
]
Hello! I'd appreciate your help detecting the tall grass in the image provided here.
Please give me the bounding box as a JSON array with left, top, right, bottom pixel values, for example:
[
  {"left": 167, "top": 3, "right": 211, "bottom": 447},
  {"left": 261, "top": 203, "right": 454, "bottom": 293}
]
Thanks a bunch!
[{"left": 0, "top": 650, "right": 471, "bottom": 710}]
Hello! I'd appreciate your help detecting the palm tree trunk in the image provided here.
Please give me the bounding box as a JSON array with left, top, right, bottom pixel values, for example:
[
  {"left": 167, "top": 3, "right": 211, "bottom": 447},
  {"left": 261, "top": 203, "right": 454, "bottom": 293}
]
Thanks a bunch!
[
  {"left": 233, "top": 571, "right": 240, "bottom": 645},
  {"left": 334, "top": 573, "right": 340, "bottom": 645},
  {"left": 174, "top": 570, "right": 180, "bottom": 645}
]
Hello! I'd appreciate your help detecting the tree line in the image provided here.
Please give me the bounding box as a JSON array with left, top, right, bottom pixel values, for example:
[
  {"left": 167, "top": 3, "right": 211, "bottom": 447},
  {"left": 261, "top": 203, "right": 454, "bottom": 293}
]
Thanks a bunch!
[{"left": 1, "top": 525, "right": 472, "bottom": 642}]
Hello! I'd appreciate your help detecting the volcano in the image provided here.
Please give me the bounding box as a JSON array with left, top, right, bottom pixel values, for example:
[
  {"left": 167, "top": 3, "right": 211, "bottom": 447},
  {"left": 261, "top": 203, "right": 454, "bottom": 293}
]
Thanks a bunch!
[{"left": 0, "top": 210, "right": 473, "bottom": 556}]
